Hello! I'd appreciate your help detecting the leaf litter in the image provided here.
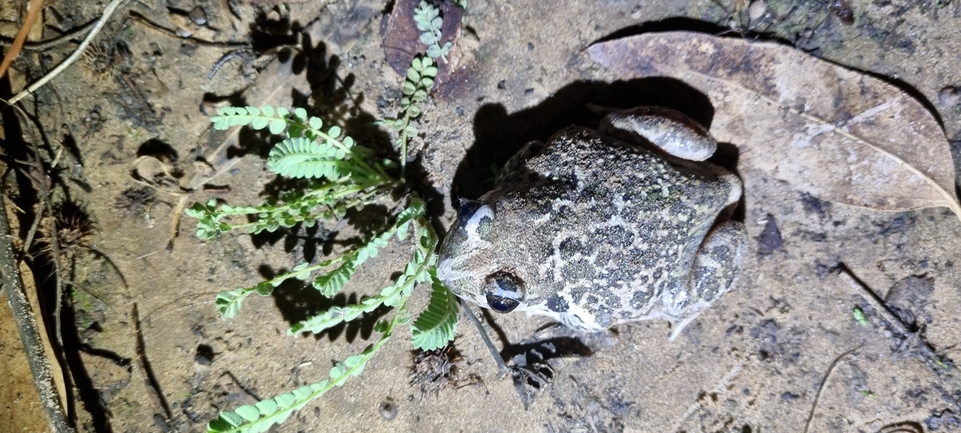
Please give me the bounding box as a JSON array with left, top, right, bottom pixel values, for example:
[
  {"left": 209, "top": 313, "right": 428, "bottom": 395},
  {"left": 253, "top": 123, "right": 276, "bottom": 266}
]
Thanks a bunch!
[{"left": 588, "top": 32, "right": 961, "bottom": 221}]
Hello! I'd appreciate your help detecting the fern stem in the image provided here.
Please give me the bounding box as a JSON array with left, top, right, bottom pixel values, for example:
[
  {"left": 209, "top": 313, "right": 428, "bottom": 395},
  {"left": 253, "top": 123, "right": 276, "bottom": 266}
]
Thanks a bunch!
[
  {"left": 211, "top": 299, "right": 408, "bottom": 433},
  {"left": 399, "top": 111, "right": 412, "bottom": 180},
  {"left": 312, "top": 128, "right": 394, "bottom": 184}
]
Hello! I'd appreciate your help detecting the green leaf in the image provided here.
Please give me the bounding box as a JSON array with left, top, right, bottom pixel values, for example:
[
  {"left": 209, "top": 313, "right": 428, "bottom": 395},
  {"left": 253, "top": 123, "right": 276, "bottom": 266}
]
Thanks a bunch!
[
  {"left": 411, "top": 271, "right": 459, "bottom": 350},
  {"left": 289, "top": 306, "right": 354, "bottom": 335},
  {"left": 269, "top": 118, "right": 286, "bottom": 135},
  {"left": 267, "top": 137, "right": 348, "bottom": 180},
  {"left": 216, "top": 288, "right": 250, "bottom": 319},
  {"left": 406, "top": 68, "right": 421, "bottom": 83},
  {"left": 292, "top": 263, "right": 311, "bottom": 281},
  {"left": 254, "top": 399, "right": 278, "bottom": 416},
  {"left": 234, "top": 405, "right": 259, "bottom": 422},
  {"left": 312, "top": 262, "right": 355, "bottom": 297}
]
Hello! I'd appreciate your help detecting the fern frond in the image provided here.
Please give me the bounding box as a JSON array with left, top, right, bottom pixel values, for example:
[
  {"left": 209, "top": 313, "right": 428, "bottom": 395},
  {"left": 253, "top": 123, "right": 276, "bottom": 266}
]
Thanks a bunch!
[
  {"left": 267, "top": 137, "right": 353, "bottom": 180},
  {"left": 290, "top": 196, "right": 436, "bottom": 335},
  {"left": 311, "top": 262, "right": 355, "bottom": 297},
  {"left": 414, "top": 1, "right": 450, "bottom": 63},
  {"left": 411, "top": 271, "right": 459, "bottom": 351},
  {"left": 211, "top": 106, "right": 290, "bottom": 135},
  {"left": 207, "top": 331, "right": 394, "bottom": 433}
]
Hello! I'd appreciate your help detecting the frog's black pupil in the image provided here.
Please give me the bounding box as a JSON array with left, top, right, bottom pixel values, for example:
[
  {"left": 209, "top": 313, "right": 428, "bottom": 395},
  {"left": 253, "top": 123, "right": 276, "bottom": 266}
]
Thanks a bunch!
[
  {"left": 484, "top": 275, "right": 523, "bottom": 313},
  {"left": 486, "top": 294, "right": 520, "bottom": 313},
  {"left": 457, "top": 199, "right": 484, "bottom": 226}
]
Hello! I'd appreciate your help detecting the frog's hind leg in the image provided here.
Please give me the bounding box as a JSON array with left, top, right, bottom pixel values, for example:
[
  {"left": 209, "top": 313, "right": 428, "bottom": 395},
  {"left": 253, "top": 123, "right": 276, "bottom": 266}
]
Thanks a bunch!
[{"left": 666, "top": 220, "right": 746, "bottom": 340}]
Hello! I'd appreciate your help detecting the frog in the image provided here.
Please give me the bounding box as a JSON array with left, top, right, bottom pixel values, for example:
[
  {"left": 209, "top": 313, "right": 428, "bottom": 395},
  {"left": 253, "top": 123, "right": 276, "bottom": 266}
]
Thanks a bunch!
[{"left": 437, "top": 106, "right": 746, "bottom": 340}]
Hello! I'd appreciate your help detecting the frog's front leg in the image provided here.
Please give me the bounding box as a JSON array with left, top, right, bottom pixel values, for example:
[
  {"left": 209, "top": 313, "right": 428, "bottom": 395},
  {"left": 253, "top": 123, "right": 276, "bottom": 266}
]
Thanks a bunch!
[
  {"left": 598, "top": 106, "right": 717, "bottom": 161},
  {"left": 663, "top": 221, "right": 747, "bottom": 340}
]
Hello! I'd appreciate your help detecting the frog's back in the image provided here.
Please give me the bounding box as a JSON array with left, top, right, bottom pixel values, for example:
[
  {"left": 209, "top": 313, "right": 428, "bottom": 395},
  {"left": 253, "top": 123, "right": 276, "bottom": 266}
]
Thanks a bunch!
[{"left": 485, "top": 127, "right": 739, "bottom": 327}]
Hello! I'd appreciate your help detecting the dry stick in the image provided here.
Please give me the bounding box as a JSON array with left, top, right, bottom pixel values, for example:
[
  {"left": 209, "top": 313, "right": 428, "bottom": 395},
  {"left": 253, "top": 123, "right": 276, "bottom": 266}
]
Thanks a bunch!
[
  {"left": 837, "top": 265, "right": 941, "bottom": 363},
  {"left": 128, "top": 11, "right": 250, "bottom": 47},
  {"left": 6, "top": 0, "right": 127, "bottom": 105},
  {"left": 803, "top": 346, "right": 859, "bottom": 433},
  {"left": 0, "top": 0, "right": 44, "bottom": 78},
  {"left": 459, "top": 300, "right": 509, "bottom": 378},
  {"left": 0, "top": 197, "right": 74, "bottom": 432},
  {"left": 0, "top": 21, "right": 96, "bottom": 51},
  {"left": 13, "top": 107, "right": 70, "bottom": 378}
]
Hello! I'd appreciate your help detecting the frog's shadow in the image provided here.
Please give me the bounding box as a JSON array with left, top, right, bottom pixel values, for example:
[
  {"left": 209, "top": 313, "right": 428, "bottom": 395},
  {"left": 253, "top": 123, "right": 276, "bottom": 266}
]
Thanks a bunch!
[{"left": 452, "top": 78, "right": 741, "bottom": 206}]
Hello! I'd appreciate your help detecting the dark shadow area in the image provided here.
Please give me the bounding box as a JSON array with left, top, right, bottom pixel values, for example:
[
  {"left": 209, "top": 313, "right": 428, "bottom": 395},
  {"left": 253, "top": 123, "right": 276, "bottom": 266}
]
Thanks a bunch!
[
  {"left": 272, "top": 281, "right": 391, "bottom": 343},
  {"left": 60, "top": 294, "right": 111, "bottom": 431},
  {"left": 454, "top": 77, "right": 719, "bottom": 203},
  {"left": 592, "top": 17, "right": 736, "bottom": 44},
  {"left": 502, "top": 335, "right": 593, "bottom": 367},
  {"left": 136, "top": 139, "right": 179, "bottom": 160}
]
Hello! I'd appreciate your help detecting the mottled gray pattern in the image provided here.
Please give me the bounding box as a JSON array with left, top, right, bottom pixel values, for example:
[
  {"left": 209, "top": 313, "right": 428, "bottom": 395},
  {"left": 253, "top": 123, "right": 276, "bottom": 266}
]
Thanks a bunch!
[{"left": 438, "top": 108, "right": 746, "bottom": 339}]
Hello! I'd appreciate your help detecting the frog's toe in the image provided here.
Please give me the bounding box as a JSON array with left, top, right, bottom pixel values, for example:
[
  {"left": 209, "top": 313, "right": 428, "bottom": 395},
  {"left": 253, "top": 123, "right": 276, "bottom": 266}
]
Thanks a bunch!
[
  {"left": 690, "top": 220, "right": 746, "bottom": 303},
  {"left": 662, "top": 221, "right": 746, "bottom": 340},
  {"left": 598, "top": 106, "right": 717, "bottom": 161}
]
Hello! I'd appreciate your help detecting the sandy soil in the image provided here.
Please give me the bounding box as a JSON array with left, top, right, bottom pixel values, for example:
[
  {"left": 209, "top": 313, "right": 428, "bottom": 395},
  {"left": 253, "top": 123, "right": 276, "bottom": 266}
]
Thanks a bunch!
[{"left": 3, "top": 0, "right": 961, "bottom": 432}]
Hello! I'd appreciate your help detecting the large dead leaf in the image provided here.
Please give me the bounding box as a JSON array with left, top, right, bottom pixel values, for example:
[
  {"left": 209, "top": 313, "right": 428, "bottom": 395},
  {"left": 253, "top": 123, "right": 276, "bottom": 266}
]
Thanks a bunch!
[{"left": 588, "top": 32, "right": 961, "bottom": 220}]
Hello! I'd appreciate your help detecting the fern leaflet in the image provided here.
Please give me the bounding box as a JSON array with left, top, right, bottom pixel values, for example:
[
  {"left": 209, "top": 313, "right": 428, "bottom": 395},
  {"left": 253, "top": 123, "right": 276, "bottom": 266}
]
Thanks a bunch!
[{"left": 411, "top": 270, "right": 459, "bottom": 350}]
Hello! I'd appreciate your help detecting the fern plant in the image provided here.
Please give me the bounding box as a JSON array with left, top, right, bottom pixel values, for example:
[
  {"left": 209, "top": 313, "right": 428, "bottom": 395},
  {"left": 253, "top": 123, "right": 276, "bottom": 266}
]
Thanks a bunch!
[
  {"left": 414, "top": 0, "right": 453, "bottom": 63},
  {"left": 187, "top": 105, "right": 458, "bottom": 433},
  {"left": 380, "top": 56, "right": 437, "bottom": 179},
  {"left": 188, "top": 1, "right": 467, "bottom": 431}
]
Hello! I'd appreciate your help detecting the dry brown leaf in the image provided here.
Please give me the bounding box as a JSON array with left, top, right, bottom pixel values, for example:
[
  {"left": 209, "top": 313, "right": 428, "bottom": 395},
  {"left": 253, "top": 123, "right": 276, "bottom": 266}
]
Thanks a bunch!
[{"left": 588, "top": 32, "right": 961, "bottom": 221}]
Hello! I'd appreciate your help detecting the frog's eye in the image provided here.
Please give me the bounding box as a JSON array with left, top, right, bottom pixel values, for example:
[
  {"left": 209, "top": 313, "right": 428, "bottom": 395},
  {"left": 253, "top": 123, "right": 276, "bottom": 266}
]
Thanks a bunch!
[
  {"left": 483, "top": 271, "right": 525, "bottom": 313},
  {"left": 457, "top": 199, "right": 484, "bottom": 225},
  {"left": 458, "top": 199, "right": 494, "bottom": 238}
]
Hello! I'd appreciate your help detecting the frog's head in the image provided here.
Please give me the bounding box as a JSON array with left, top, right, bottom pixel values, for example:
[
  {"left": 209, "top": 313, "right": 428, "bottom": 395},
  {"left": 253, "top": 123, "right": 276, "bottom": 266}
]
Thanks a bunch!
[{"left": 437, "top": 199, "right": 528, "bottom": 314}]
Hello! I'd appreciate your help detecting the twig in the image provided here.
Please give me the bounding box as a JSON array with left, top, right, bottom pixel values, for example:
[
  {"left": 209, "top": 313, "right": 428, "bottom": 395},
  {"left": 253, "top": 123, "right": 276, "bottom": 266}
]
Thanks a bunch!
[
  {"left": 127, "top": 11, "right": 250, "bottom": 47},
  {"left": 837, "top": 265, "right": 941, "bottom": 363},
  {"left": 460, "top": 300, "right": 509, "bottom": 378},
  {"left": 0, "top": 196, "right": 74, "bottom": 432},
  {"left": 14, "top": 120, "right": 69, "bottom": 378},
  {"left": 0, "top": 0, "right": 44, "bottom": 78},
  {"left": 803, "top": 346, "right": 858, "bottom": 433},
  {"left": 0, "top": 21, "right": 96, "bottom": 51},
  {"left": 6, "top": 0, "right": 128, "bottom": 105}
]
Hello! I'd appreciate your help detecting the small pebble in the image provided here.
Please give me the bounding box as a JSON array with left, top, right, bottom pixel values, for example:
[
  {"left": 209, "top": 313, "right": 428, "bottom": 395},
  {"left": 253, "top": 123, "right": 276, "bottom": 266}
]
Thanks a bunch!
[
  {"left": 749, "top": 0, "right": 767, "bottom": 24},
  {"left": 938, "top": 86, "right": 959, "bottom": 107},
  {"left": 379, "top": 400, "right": 397, "bottom": 421},
  {"left": 189, "top": 6, "right": 207, "bottom": 26}
]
